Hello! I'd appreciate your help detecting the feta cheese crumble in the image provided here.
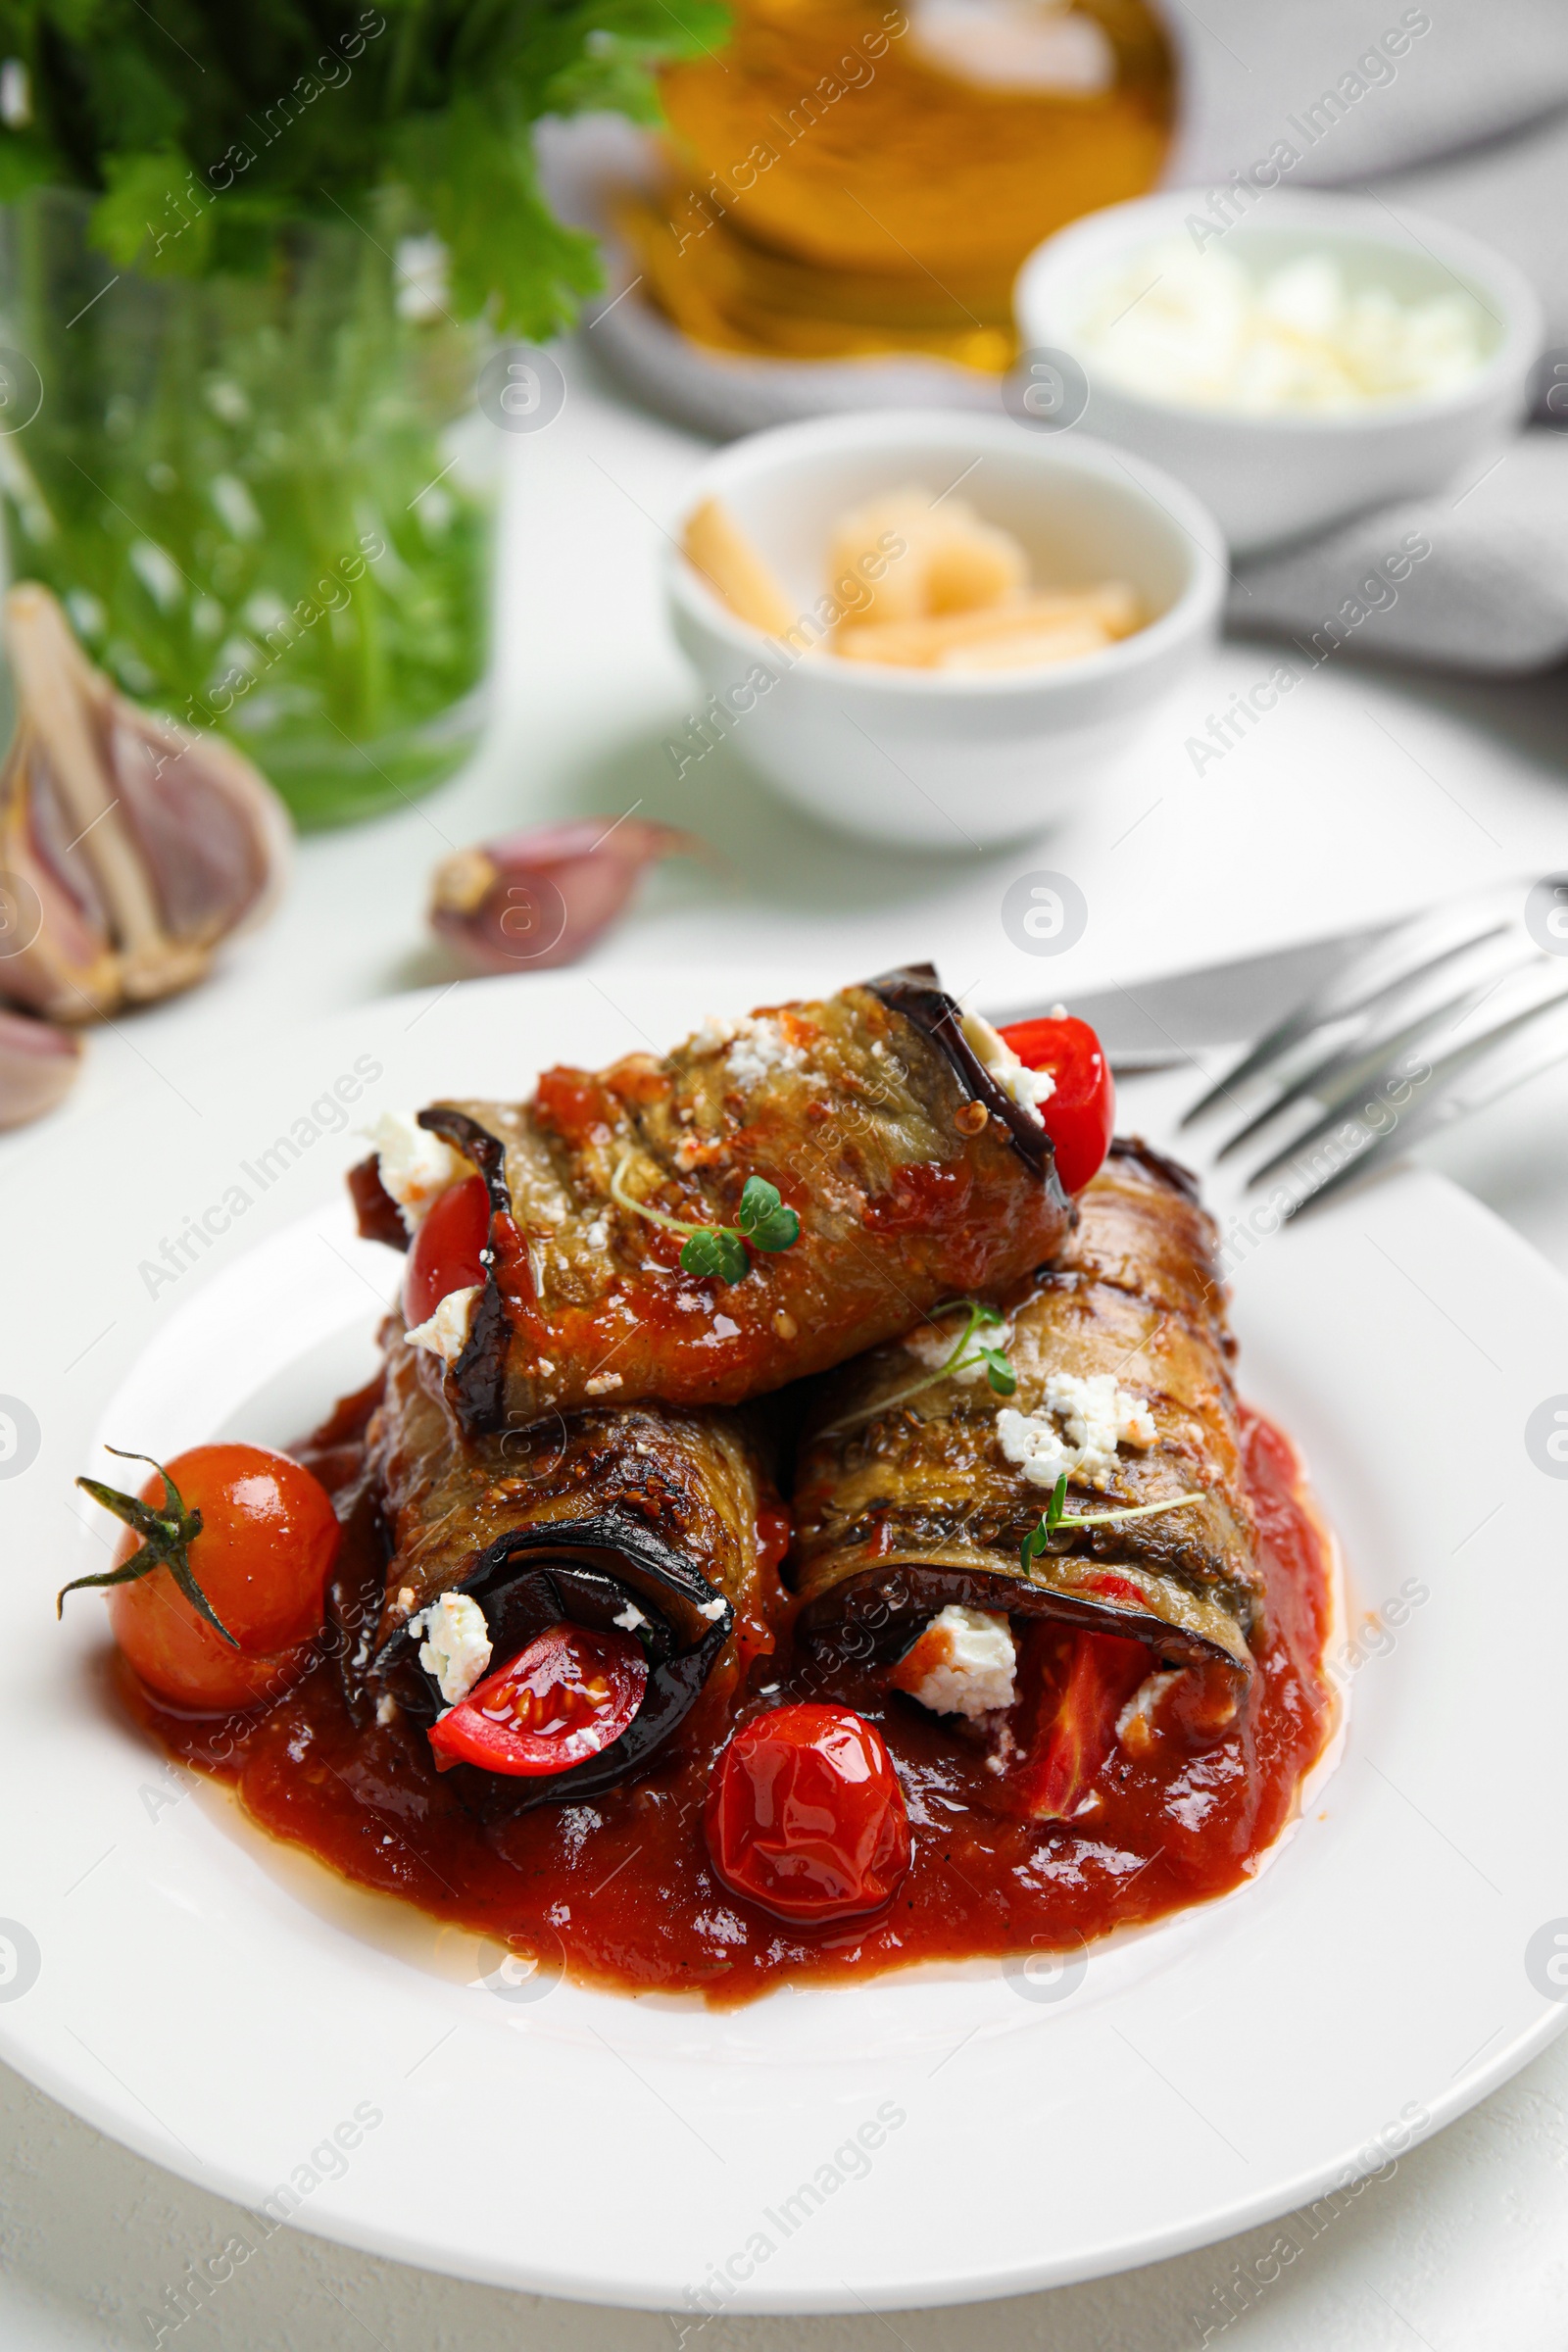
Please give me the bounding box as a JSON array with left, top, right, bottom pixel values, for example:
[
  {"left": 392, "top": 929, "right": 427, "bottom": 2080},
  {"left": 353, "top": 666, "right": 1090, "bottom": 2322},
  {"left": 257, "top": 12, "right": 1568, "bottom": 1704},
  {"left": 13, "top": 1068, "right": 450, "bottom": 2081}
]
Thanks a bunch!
[
  {"left": 998, "top": 1372, "right": 1157, "bottom": 1493},
  {"left": 960, "top": 1011, "right": 1054, "bottom": 1123},
  {"left": 365, "top": 1110, "right": 468, "bottom": 1232},
  {"left": 1067, "top": 238, "right": 1490, "bottom": 415},
  {"left": 722, "top": 1013, "right": 808, "bottom": 1090},
  {"left": 890, "top": 1604, "right": 1018, "bottom": 1719},
  {"left": 904, "top": 1315, "right": 988, "bottom": 1383},
  {"left": 696, "top": 1594, "right": 729, "bottom": 1622},
  {"left": 612, "top": 1600, "right": 650, "bottom": 1632},
  {"left": 407, "top": 1592, "right": 493, "bottom": 1705},
  {"left": 1115, "top": 1670, "right": 1183, "bottom": 1755},
  {"left": 405, "top": 1283, "right": 479, "bottom": 1364}
]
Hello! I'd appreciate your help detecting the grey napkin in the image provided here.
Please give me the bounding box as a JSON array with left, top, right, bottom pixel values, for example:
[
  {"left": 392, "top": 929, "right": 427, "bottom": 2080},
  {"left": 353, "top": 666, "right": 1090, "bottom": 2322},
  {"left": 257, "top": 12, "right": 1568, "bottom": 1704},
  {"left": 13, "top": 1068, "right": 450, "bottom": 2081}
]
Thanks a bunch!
[
  {"left": 1164, "top": 0, "right": 1568, "bottom": 670},
  {"left": 1227, "top": 430, "right": 1568, "bottom": 673}
]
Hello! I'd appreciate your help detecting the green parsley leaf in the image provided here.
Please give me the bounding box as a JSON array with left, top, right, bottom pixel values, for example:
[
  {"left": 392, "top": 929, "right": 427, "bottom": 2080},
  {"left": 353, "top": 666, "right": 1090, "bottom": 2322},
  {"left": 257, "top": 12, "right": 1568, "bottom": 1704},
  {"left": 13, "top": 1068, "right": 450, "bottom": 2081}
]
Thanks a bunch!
[{"left": 680, "top": 1228, "right": 749, "bottom": 1284}]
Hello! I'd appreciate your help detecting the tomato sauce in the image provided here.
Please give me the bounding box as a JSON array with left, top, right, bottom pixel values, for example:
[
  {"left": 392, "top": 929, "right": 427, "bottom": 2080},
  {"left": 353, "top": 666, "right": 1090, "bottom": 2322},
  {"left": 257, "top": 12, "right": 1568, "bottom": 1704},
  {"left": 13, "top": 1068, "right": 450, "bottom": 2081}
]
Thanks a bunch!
[{"left": 122, "top": 1401, "right": 1337, "bottom": 2006}]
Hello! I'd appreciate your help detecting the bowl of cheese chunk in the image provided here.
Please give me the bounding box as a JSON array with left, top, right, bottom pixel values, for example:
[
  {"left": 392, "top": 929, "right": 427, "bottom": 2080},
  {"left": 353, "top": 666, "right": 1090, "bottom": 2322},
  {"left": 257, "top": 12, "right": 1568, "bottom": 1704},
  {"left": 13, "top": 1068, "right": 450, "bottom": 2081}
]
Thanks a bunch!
[{"left": 1014, "top": 188, "right": 1543, "bottom": 557}]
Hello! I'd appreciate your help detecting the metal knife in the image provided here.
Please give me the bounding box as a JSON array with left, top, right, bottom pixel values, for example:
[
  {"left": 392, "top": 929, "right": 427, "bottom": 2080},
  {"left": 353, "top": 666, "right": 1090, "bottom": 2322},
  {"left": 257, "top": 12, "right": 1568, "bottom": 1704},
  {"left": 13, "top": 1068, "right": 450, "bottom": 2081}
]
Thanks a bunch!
[{"left": 988, "top": 923, "right": 1391, "bottom": 1071}]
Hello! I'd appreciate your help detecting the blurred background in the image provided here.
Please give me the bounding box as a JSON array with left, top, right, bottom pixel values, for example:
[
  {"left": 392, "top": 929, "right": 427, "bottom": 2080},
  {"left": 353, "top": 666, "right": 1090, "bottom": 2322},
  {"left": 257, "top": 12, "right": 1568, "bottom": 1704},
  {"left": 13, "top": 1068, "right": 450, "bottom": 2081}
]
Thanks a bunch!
[{"left": 3, "top": 4, "right": 1568, "bottom": 2343}]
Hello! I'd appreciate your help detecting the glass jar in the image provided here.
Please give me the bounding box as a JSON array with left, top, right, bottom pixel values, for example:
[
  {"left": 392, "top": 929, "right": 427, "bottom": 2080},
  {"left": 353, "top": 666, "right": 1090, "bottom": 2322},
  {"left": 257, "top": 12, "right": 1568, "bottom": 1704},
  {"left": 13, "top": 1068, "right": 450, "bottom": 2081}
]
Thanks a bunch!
[
  {"left": 619, "top": 0, "right": 1175, "bottom": 371},
  {"left": 0, "top": 189, "right": 491, "bottom": 829}
]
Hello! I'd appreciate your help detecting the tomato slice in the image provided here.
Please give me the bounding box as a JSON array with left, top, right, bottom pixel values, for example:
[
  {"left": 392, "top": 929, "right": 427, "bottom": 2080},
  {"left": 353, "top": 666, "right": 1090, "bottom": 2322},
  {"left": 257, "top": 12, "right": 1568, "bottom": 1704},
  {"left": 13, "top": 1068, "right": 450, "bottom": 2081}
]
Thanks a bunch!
[
  {"left": 1008, "top": 1624, "right": 1151, "bottom": 1820},
  {"left": 427, "top": 1621, "right": 647, "bottom": 1777},
  {"left": 404, "top": 1174, "right": 491, "bottom": 1328},
  {"left": 997, "top": 1014, "right": 1114, "bottom": 1195},
  {"left": 705, "top": 1702, "right": 911, "bottom": 1923}
]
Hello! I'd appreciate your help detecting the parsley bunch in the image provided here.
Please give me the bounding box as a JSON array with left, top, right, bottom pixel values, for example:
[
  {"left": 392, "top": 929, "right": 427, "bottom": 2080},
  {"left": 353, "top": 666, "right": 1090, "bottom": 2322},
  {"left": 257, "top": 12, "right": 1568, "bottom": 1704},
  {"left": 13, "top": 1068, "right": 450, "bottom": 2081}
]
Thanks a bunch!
[{"left": 0, "top": 0, "right": 726, "bottom": 335}]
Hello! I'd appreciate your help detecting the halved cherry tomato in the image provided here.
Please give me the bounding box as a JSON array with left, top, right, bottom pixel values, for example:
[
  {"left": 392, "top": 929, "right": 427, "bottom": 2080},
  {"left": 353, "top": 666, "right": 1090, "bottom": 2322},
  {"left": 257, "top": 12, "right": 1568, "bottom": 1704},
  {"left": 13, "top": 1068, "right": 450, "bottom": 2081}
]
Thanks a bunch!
[
  {"left": 428, "top": 1621, "right": 647, "bottom": 1776},
  {"left": 104, "top": 1446, "right": 339, "bottom": 1714},
  {"left": 404, "top": 1174, "right": 491, "bottom": 1327},
  {"left": 1007, "top": 1624, "right": 1150, "bottom": 1819},
  {"left": 705, "top": 1702, "right": 911, "bottom": 1923},
  {"left": 998, "top": 1014, "right": 1114, "bottom": 1195}
]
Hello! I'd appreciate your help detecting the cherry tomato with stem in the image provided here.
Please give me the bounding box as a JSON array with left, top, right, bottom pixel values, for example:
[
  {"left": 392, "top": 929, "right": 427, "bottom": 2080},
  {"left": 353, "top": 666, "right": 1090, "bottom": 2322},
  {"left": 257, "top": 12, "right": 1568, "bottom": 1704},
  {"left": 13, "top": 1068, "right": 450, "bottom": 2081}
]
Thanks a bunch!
[
  {"left": 428, "top": 1621, "right": 647, "bottom": 1775},
  {"left": 998, "top": 1014, "right": 1114, "bottom": 1195},
  {"left": 62, "top": 1445, "right": 340, "bottom": 1713},
  {"left": 404, "top": 1174, "right": 491, "bottom": 1328},
  {"left": 705, "top": 1702, "right": 911, "bottom": 1924}
]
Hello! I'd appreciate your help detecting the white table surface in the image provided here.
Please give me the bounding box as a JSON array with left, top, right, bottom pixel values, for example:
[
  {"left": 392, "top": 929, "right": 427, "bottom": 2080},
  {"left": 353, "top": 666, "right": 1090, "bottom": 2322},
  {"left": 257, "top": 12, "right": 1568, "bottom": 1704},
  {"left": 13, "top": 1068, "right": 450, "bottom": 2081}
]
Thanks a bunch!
[{"left": 5, "top": 343, "right": 1568, "bottom": 2348}]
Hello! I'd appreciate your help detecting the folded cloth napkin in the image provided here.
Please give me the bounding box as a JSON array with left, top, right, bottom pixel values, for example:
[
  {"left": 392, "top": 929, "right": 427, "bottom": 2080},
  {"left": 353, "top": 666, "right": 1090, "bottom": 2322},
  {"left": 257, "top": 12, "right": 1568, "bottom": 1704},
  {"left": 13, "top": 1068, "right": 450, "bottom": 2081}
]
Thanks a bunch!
[
  {"left": 1163, "top": 0, "right": 1568, "bottom": 670},
  {"left": 1165, "top": 0, "right": 1568, "bottom": 193},
  {"left": 1228, "top": 430, "right": 1568, "bottom": 673}
]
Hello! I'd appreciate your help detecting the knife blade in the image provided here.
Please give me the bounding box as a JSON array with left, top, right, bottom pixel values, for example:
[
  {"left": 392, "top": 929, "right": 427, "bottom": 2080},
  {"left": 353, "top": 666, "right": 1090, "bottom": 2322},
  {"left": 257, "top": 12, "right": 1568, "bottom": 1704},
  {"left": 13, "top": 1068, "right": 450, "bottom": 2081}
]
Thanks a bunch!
[{"left": 987, "top": 923, "right": 1392, "bottom": 1070}]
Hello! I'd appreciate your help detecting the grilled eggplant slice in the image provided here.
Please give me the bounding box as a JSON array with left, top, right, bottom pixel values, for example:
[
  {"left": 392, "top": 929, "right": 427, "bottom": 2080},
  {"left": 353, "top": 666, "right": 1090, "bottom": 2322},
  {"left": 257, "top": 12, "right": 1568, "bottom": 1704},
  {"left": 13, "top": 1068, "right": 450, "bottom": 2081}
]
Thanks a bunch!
[
  {"left": 364, "top": 1327, "right": 781, "bottom": 1810},
  {"left": 791, "top": 1140, "right": 1263, "bottom": 1676},
  {"left": 352, "top": 965, "right": 1073, "bottom": 1435}
]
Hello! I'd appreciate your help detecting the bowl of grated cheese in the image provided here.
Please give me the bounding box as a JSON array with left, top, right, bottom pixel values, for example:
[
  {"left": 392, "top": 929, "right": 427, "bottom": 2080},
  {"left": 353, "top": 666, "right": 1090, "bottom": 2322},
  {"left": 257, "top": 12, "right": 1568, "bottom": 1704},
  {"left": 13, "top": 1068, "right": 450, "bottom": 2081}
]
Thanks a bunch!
[{"left": 1014, "top": 188, "right": 1543, "bottom": 557}]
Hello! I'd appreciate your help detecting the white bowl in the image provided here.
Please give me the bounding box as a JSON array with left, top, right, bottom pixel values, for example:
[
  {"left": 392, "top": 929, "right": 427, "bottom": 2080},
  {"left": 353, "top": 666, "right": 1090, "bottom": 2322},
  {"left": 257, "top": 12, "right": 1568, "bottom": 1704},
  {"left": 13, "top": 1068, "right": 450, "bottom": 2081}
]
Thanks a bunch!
[
  {"left": 664, "top": 411, "right": 1224, "bottom": 850},
  {"left": 1014, "top": 190, "right": 1543, "bottom": 561}
]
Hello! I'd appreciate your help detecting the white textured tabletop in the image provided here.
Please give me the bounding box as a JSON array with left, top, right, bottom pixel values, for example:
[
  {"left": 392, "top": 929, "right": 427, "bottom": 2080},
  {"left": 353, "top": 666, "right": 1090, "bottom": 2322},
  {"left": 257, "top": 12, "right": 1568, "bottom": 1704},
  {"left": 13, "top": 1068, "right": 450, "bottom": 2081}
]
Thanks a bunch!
[{"left": 4, "top": 354, "right": 1568, "bottom": 2348}]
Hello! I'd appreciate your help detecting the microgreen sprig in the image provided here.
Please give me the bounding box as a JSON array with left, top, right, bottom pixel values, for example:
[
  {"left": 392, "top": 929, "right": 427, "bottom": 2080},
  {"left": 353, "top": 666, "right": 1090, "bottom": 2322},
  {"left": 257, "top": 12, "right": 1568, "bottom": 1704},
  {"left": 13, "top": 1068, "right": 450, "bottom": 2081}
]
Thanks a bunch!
[
  {"left": 818, "top": 1298, "right": 1016, "bottom": 1441},
  {"left": 1019, "top": 1474, "right": 1206, "bottom": 1575},
  {"left": 611, "top": 1158, "right": 801, "bottom": 1285},
  {"left": 59, "top": 1448, "right": 238, "bottom": 1644}
]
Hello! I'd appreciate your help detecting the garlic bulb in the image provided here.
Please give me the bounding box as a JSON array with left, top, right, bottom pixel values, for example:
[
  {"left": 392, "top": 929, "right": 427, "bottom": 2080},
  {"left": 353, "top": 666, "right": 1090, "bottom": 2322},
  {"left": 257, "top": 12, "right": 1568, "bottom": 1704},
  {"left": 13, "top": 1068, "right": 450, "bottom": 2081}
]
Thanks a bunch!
[
  {"left": 0, "top": 1004, "right": 81, "bottom": 1129},
  {"left": 0, "top": 585, "right": 290, "bottom": 1022},
  {"left": 429, "top": 817, "right": 703, "bottom": 975}
]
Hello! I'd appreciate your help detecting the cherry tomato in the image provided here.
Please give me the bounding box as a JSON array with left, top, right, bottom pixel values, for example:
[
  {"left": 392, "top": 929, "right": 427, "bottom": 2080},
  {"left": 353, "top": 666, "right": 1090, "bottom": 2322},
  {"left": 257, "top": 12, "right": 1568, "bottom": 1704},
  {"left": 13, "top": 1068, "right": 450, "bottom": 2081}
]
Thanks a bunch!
[
  {"left": 428, "top": 1622, "right": 647, "bottom": 1776},
  {"left": 705, "top": 1703, "right": 911, "bottom": 1924},
  {"left": 106, "top": 1446, "right": 339, "bottom": 1714},
  {"left": 998, "top": 1014, "right": 1114, "bottom": 1195},
  {"left": 1007, "top": 1625, "right": 1149, "bottom": 1820},
  {"left": 404, "top": 1175, "right": 490, "bottom": 1328}
]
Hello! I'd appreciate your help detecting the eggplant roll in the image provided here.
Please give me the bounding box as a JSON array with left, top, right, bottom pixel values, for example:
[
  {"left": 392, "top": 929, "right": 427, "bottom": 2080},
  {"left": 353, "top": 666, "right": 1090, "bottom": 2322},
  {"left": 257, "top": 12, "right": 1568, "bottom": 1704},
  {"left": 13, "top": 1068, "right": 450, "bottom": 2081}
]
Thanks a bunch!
[
  {"left": 791, "top": 1140, "right": 1263, "bottom": 1675},
  {"left": 364, "top": 1325, "right": 779, "bottom": 1807},
  {"left": 354, "top": 965, "right": 1072, "bottom": 1436}
]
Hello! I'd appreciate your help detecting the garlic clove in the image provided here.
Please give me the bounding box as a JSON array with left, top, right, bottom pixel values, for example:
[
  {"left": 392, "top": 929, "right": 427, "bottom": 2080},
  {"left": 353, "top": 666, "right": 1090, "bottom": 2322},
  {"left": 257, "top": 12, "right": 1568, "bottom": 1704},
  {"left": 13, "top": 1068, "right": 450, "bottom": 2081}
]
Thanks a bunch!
[
  {"left": 429, "top": 817, "right": 704, "bottom": 975},
  {"left": 0, "top": 585, "right": 290, "bottom": 1022},
  {"left": 0, "top": 1004, "right": 82, "bottom": 1129}
]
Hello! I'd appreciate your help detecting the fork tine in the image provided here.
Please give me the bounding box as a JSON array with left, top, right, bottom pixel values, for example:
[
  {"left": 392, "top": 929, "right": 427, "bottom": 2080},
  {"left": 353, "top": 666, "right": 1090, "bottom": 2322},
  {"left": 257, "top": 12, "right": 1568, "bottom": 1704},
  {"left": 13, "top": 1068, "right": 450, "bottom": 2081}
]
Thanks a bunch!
[
  {"left": 1275, "top": 982, "right": 1568, "bottom": 1217},
  {"left": 1180, "top": 894, "right": 1521, "bottom": 1126},
  {"left": 1231, "top": 968, "right": 1528, "bottom": 1181}
]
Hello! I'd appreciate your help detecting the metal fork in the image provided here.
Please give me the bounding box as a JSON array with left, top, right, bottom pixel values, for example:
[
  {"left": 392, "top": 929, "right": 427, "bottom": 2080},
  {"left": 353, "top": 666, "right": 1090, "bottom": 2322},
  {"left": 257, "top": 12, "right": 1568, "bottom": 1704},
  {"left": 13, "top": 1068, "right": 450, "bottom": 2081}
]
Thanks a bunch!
[{"left": 1179, "top": 877, "right": 1568, "bottom": 1216}]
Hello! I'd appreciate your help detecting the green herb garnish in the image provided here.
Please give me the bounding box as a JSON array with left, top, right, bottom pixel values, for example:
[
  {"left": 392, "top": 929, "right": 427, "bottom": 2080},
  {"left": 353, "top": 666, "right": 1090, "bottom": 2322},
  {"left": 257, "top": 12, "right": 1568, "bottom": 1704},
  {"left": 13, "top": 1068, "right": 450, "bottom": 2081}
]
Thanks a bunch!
[
  {"left": 817, "top": 1298, "right": 1016, "bottom": 1441},
  {"left": 611, "top": 1159, "right": 801, "bottom": 1285},
  {"left": 59, "top": 1447, "right": 238, "bottom": 1643},
  {"left": 3, "top": 0, "right": 729, "bottom": 336},
  {"left": 1018, "top": 1473, "right": 1205, "bottom": 1574}
]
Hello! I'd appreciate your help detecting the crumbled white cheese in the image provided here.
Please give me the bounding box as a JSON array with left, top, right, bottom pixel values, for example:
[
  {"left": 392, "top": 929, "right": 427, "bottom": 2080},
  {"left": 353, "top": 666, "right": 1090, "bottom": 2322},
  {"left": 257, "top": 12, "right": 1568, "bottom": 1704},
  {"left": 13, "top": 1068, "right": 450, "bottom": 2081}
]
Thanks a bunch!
[
  {"left": 696, "top": 1595, "right": 728, "bottom": 1622},
  {"left": 997, "top": 1373, "right": 1157, "bottom": 1493},
  {"left": 612, "top": 1600, "right": 650, "bottom": 1632},
  {"left": 407, "top": 1592, "right": 493, "bottom": 1705},
  {"left": 904, "top": 1315, "right": 988, "bottom": 1383},
  {"left": 893, "top": 1605, "right": 1017, "bottom": 1720},
  {"left": 690, "top": 1013, "right": 738, "bottom": 1057},
  {"left": 405, "top": 1283, "right": 479, "bottom": 1364},
  {"left": 724, "top": 1014, "right": 807, "bottom": 1090},
  {"left": 1115, "top": 1670, "right": 1183, "bottom": 1749},
  {"left": 365, "top": 1110, "right": 468, "bottom": 1232},
  {"left": 585, "top": 1371, "right": 623, "bottom": 1396},
  {"left": 374, "top": 1693, "right": 400, "bottom": 1727},
  {"left": 583, "top": 1218, "right": 610, "bottom": 1250},
  {"left": 959, "top": 1011, "right": 1053, "bottom": 1124},
  {"left": 1066, "top": 236, "right": 1491, "bottom": 416}
]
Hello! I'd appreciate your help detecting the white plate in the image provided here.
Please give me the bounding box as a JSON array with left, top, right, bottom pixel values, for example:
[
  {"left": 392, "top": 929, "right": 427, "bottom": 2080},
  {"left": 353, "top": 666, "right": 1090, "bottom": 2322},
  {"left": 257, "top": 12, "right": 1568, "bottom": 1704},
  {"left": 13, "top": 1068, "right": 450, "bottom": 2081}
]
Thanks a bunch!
[{"left": 2, "top": 968, "right": 1565, "bottom": 2316}]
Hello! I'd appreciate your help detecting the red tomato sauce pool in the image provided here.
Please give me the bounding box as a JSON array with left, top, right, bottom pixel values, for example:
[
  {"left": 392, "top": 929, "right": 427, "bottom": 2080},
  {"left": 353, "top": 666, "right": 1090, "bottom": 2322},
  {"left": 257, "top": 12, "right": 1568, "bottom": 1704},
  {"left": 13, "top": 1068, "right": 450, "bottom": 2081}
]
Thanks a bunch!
[{"left": 122, "top": 1400, "right": 1338, "bottom": 2005}]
